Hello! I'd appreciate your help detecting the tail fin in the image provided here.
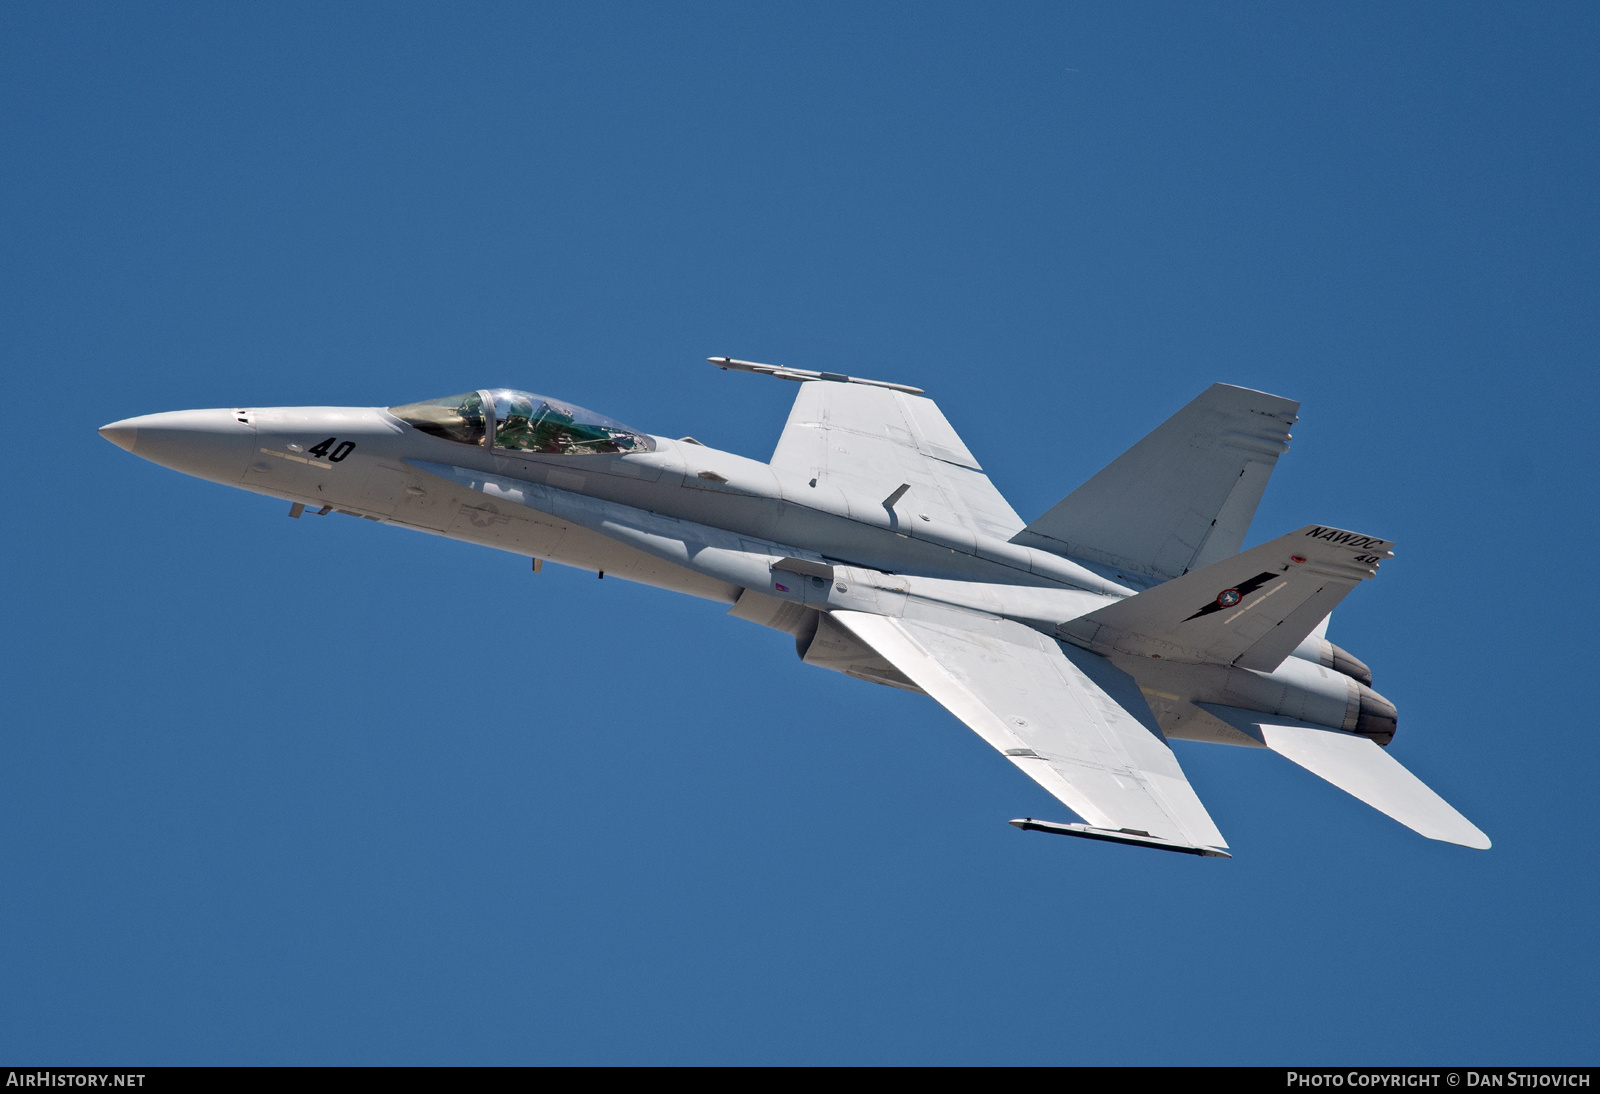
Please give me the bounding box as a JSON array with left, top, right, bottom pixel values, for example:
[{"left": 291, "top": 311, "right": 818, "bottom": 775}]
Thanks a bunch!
[
  {"left": 1058, "top": 525, "right": 1393, "bottom": 674},
  {"left": 1012, "top": 383, "right": 1299, "bottom": 581}
]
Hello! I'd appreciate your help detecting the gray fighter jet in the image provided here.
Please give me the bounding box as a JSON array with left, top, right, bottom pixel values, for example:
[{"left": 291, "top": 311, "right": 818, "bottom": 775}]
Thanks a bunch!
[{"left": 100, "top": 358, "right": 1488, "bottom": 857}]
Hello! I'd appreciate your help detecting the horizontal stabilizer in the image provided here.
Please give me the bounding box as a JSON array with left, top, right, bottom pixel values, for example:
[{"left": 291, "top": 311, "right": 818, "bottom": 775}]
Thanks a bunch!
[
  {"left": 1199, "top": 704, "right": 1490, "bottom": 849},
  {"left": 1012, "top": 383, "right": 1300, "bottom": 581},
  {"left": 1058, "top": 525, "right": 1393, "bottom": 673}
]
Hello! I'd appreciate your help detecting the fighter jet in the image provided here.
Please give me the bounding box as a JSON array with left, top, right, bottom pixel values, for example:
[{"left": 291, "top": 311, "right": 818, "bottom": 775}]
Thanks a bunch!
[{"left": 99, "top": 358, "right": 1488, "bottom": 857}]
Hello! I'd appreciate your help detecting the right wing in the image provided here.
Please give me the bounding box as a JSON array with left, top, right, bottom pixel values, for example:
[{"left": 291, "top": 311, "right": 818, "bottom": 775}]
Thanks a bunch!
[
  {"left": 1011, "top": 383, "right": 1300, "bottom": 581},
  {"left": 831, "top": 609, "right": 1229, "bottom": 856}
]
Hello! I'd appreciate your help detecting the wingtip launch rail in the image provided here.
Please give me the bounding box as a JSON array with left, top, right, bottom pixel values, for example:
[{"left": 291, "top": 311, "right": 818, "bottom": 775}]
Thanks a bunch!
[
  {"left": 1010, "top": 818, "right": 1234, "bottom": 858},
  {"left": 708, "top": 356, "right": 926, "bottom": 395}
]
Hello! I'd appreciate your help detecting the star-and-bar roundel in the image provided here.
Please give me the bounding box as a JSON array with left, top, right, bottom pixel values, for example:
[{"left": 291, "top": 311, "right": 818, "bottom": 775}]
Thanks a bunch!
[{"left": 1216, "top": 588, "right": 1243, "bottom": 607}]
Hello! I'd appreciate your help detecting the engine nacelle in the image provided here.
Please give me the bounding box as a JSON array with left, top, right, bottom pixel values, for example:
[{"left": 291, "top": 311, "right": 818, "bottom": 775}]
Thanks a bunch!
[
  {"left": 1289, "top": 634, "right": 1374, "bottom": 686},
  {"left": 1352, "top": 684, "right": 1397, "bottom": 745},
  {"left": 1123, "top": 654, "right": 1398, "bottom": 746}
]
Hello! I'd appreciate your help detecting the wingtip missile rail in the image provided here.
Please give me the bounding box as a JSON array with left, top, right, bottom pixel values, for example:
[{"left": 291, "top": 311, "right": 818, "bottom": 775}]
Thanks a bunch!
[
  {"left": 707, "top": 356, "right": 926, "bottom": 395},
  {"left": 1010, "top": 818, "right": 1233, "bottom": 858}
]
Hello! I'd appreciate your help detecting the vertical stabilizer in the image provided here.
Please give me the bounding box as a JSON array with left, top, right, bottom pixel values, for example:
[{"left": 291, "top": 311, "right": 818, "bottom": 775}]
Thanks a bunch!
[{"left": 1011, "top": 384, "right": 1300, "bottom": 581}]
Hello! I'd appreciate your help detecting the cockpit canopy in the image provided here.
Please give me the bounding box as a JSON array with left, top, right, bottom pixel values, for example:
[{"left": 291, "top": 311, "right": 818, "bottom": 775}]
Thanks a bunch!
[{"left": 388, "top": 389, "right": 655, "bottom": 455}]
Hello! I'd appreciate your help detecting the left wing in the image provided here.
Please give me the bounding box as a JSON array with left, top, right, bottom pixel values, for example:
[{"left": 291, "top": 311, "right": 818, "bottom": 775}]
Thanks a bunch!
[
  {"left": 768, "top": 381, "right": 1025, "bottom": 541},
  {"left": 831, "top": 609, "right": 1229, "bottom": 856}
]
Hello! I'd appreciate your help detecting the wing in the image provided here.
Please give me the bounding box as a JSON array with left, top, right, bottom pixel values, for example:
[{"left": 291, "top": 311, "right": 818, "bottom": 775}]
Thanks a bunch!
[
  {"left": 769, "top": 381, "right": 1025, "bottom": 541},
  {"left": 831, "top": 608, "right": 1229, "bottom": 856},
  {"left": 1011, "top": 383, "right": 1300, "bottom": 581}
]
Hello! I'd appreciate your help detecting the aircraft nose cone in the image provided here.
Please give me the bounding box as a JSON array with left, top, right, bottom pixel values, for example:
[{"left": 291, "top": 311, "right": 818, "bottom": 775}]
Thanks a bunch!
[
  {"left": 99, "top": 409, "right": 255, "bottom": 485},
  {"left": 98, "top": 421, "right": 138, "bottom": 452}
]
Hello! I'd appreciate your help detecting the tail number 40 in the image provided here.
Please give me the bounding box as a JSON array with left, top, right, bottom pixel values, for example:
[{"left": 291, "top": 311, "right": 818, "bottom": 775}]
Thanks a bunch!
[{"left": 307, "top": 437, "right": 356, "bottom": 462}]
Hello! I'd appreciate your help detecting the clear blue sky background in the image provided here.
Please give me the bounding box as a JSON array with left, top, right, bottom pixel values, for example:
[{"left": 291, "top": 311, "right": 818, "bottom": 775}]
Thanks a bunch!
[{"left": 2, "top": 2, "right": 1596, "bottom": 1065}]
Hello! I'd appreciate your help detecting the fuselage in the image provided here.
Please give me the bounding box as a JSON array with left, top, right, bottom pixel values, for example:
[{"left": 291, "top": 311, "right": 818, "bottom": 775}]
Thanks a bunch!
[
  {"left": 100, "top": 394, "right": 1393, "bottom": 746},
  {"left": 98, "top": 402, "right": 1130, "bottom": 599}
]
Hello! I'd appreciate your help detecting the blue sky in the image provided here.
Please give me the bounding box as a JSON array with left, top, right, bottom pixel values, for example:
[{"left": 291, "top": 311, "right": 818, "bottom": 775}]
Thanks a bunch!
[{"left": 2, "top": 2, "right": 1596, "bottom": 1064}]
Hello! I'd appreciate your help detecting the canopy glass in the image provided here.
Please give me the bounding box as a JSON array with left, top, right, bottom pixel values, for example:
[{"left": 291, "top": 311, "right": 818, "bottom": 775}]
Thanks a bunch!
[{"left": 388, "top": 389, "right": 655, "bottom": 455}]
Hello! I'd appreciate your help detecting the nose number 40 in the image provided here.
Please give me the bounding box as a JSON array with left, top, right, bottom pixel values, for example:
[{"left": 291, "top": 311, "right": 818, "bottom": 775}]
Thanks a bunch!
[{"left": 307, "top": 437, "right": 356, "bottom": 462}]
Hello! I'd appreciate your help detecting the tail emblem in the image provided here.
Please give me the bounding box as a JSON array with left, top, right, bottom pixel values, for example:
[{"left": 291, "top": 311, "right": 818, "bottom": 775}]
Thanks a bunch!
[{"left": 1184, "top": 571, "right": 1282, "bottom": 621}]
